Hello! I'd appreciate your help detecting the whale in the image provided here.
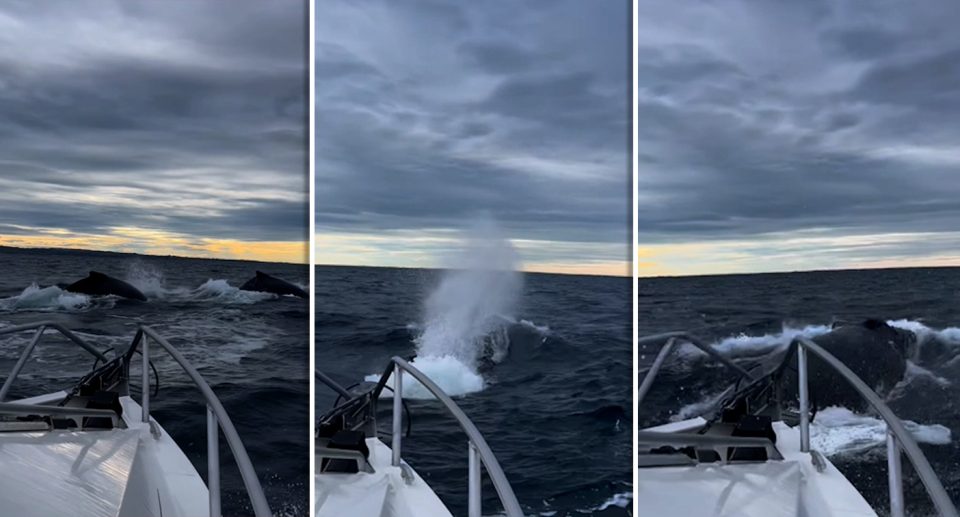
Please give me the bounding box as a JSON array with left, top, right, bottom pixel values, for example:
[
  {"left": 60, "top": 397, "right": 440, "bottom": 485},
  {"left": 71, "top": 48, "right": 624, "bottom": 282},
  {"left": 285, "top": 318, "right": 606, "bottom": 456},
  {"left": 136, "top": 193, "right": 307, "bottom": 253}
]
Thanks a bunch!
[
  {"left": 64, "top": 271, "right": 148, "bottom": 302},
  {"left": 239, "top": 271, "right": 308, "bottom": 299},
  {"left": 779, "top": 319, "right": 913, "bottom": 411}
]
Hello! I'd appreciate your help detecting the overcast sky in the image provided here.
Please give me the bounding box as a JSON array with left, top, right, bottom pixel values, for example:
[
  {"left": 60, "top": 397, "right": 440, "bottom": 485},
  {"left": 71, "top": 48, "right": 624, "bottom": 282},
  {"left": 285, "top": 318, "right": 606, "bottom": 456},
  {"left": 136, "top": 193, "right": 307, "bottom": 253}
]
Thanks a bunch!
[
  {"left": 638, "top": 0, "right": 960, "bottom": 277},
  {"left": 316, "top": 0, "right": 631, "bottom": 277},
  {"left": 0, "top": 0, "right": 308, "bottom": 264}
]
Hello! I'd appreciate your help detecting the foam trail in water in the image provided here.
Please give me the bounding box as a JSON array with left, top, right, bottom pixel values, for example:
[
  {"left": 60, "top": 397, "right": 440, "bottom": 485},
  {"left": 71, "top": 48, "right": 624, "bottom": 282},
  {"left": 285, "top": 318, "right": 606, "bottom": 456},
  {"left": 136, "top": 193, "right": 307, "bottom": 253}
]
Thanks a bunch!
[
  {"left": 195, "top": 279, "right": 275, "bottom": 304},
  {"left": 0, "top": 283, "right": 90, "bottom": 311},
  {"left": 370, "top": 217, "right": 523, "bottom": 399}
]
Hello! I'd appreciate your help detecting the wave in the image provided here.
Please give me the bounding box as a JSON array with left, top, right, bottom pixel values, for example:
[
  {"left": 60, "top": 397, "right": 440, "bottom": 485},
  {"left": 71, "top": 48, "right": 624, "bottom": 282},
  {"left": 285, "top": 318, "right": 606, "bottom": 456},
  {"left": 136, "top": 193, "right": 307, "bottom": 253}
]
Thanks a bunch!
[
  {"left": 677, "top": 319, "right": 960, "bottom": 366},
  {"left": 193, "top": 279, "right": 277, "bottom": 304},
  {"left": 0, "top": 283, "right": 92, "bottom": 312}
]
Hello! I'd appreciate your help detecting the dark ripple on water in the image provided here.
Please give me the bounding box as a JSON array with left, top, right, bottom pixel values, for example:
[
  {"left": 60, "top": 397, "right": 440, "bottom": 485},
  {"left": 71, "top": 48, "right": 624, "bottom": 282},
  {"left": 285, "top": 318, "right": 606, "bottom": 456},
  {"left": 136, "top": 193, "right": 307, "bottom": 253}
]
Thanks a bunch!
[
  {"left": 317, "top": 265, "right": 633, "bottom": 517},
  {"left": 0, "top": 247, "right": 309, "bottom": 517},
  {"left": 639, "top": 268, "right": 960, "bottom": 516}
]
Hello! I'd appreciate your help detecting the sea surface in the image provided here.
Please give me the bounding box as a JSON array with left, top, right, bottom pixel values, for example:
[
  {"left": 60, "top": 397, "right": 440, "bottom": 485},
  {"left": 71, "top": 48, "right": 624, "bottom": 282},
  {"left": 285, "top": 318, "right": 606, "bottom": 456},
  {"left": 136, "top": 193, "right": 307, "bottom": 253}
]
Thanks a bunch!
[
  {"left": 316, "top": 265, "right": 633, "bottom": 517},
  {"left": 0, "top": 247, "right": 309, "bottom": 516},
  {"left": 638, "top": 267, "right": 960, "bottom": 517}
]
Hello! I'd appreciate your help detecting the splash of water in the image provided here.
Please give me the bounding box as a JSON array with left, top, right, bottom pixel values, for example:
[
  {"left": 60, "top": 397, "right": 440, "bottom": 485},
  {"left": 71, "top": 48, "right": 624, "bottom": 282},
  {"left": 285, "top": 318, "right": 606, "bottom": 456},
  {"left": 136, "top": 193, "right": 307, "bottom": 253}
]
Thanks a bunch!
[
  {"left": 125, "top": 260, "right": 170, "bottom": 299},
  {"left": 0, "top": 283, "right": 90, "bottom": 311},
  {"left": 194, "top": 279, "right": 276, "bottom": 304},
  {"left": 370, "top": 217, "right": 524, "bottom": 399},
  {"left": 416, "top": 218, "right": 523, "bottom": 364}
]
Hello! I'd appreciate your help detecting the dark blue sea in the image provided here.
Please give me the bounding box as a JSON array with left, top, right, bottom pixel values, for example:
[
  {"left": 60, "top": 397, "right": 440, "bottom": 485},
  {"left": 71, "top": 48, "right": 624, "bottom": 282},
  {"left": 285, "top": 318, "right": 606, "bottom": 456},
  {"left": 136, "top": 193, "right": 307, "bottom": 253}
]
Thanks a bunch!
[
  {"left": 638, "top": 267, "right": 960, "bottom": 516},
  {"left": 316, "top": 265, "right": 633, "bottom": 516},
  {"left": 0, "top": 246, "right": 309, "bottom": 517}
]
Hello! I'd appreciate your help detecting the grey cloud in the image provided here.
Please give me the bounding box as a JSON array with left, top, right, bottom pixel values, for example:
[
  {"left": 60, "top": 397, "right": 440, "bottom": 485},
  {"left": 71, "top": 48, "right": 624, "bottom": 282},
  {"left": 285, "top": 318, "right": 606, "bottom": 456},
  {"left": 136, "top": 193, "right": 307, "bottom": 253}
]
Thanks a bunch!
[
  {"left": 0, "top": 0, "right": 307, "bottom": 245},
  {"left": 637, "top": 0, "right": 960, "bottom": 247},
  {"left": 316, "top": 0, "right": 631, "bottom": 262}
]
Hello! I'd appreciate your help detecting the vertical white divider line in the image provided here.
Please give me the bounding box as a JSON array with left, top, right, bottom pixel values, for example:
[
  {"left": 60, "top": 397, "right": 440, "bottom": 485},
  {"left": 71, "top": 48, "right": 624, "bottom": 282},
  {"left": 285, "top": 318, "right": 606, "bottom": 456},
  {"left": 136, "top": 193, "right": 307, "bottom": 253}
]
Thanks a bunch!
[
  {"left": 308, "top": 0, "right": 317, "bottom": 515},
  {"left": 631, "top": 1, "right": 640, "bottom": 516}
]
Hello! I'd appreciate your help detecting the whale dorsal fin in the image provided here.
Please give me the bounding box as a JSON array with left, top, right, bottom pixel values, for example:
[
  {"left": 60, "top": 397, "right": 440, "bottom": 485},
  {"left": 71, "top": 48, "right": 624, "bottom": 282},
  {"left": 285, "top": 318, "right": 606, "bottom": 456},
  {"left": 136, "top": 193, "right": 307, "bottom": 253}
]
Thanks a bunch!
[
  {"left": 256, "top": 270, "right": 268, "bottom": 278},
  {"left": 863, "top": 318, "right": 888, "bottom": 330},
  {"left": 89, "top": 271, "right": 106, "bottom": 278}
]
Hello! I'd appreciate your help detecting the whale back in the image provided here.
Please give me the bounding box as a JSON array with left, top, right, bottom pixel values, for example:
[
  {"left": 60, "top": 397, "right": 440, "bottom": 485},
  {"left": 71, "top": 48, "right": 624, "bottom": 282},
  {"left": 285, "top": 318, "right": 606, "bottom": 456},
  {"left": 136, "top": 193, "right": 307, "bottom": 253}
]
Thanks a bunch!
[
  {"left": 238, "top": 271, "right": 308, "bottom": 299},
  {"left": 778, "top": 319, "right": 909, "bottom": 410},
  {"left": 65, "top": 271, "right": 148, "bottom": 302}
]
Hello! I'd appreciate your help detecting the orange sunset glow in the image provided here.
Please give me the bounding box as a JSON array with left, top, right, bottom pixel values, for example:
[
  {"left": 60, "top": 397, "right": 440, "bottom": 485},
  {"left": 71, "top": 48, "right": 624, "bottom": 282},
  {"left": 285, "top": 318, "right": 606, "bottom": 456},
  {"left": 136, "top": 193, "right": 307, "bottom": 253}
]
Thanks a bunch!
[{"left": 0, "top": 228, "right": 307, "bottom": 265}]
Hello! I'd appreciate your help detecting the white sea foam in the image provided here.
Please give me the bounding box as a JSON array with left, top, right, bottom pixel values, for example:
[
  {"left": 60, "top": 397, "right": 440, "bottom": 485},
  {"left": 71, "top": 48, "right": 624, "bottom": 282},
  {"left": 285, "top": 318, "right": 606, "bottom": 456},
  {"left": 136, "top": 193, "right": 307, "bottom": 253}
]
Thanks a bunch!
[
  {"left": 810, "top": 406, "right": 951, "bottom": 457},
  {"left": 0, "top": 283, "right": 90, "bottom": 311},
  {"left": 194, "top": 279, "right": 275, "bottom": 304}
]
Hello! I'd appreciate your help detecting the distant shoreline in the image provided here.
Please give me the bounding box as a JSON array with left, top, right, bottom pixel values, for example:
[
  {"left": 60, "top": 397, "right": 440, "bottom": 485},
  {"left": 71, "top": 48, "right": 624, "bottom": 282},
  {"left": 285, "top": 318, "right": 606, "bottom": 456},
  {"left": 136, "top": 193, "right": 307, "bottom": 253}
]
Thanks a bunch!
[{"left": 0, "top": 245, "right": 307, "bottom": 267}]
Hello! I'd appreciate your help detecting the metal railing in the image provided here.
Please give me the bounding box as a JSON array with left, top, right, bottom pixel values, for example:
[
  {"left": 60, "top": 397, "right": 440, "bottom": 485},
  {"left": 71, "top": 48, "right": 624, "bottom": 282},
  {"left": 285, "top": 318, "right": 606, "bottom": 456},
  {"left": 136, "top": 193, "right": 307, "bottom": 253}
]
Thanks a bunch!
[
  {"left": 0, "top": 321, "right": 108, "bottom": 401},
  {"left": 375, "top": 357, "right": 524, "bottom": 517},
  {"left": 137, "top": 325, "right": 272, "bottom": 517},
  {"left": 794, "top": 336, "right": 958, "bottom": 517},
  {"left": 637, "top": 331, "right": 959, "bottom": 517},
  {"left": 637, "top": 332, "right": 755, "bottom": 409},
  {"left": 0, "top": 321, "right": 272, "bottom": 517}
]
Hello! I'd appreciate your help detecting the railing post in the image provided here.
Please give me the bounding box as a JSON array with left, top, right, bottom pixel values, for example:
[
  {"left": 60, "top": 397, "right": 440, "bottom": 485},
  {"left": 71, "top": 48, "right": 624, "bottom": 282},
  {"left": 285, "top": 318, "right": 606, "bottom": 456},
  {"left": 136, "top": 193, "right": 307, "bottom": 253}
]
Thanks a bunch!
[
  {"left": 141, "top": 333, "right": 150, "bottom": 424},
  {"left": 392, "top": 362, "right": 403, "bottom": 467},
  {"left": 637, "top": 339, "right": 674, "bottom": 409},
  {"left": 468, "top": 441, "right": 481, "bottom": 517},
  {"left": 797, "top": 343, "right": 810, "bottom": 453},
  {"left": 887, "top": 429, "right": 905, "bottom": 517},
  {"left": 0, "top": 325, "right": 46, "bottom": 402},
  {"left": 208, "top": 406, "right": 221, "bottom": 517}
]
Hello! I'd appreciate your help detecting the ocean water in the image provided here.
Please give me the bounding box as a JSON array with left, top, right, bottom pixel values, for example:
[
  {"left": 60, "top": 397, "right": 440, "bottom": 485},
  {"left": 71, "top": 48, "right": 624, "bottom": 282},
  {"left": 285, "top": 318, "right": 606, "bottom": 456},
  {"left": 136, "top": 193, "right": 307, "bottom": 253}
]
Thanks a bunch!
[
  {"left": 638, "top": 267, "right": 960, "bottom": 516},
  {"left": 316, "top": 265, "right": 633, "bottom": 517},
  {"left": 0, "top": 246, "right": 309, "bottom": 516}
]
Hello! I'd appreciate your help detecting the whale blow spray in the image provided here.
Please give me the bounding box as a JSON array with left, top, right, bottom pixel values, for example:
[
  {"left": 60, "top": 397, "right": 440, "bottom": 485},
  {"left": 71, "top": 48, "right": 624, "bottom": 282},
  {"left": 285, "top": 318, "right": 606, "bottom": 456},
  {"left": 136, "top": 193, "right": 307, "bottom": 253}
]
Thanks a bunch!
[{"left": 369, "top": 216, "right": 524, "bottom": 398}]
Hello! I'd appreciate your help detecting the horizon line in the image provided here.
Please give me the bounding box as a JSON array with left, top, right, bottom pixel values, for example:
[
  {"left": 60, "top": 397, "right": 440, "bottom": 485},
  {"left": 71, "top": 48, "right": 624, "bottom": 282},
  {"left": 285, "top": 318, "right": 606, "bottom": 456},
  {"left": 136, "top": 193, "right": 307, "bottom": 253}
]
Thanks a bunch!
[
  {"left": 316, "top": 261, "right": 630, "bottom": 279},
  {"left": 638, "top": 263, "right": 960, "bottom": 280},
  {"left": 0, "top": 243, "right": 308, "bottom": 266}
]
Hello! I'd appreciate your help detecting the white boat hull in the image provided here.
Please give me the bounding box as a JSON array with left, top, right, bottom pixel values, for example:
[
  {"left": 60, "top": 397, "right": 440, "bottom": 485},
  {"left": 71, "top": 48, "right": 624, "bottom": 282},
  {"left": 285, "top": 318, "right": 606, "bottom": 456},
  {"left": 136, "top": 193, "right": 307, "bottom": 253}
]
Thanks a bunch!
[
  {"left": 315, "top": 438, "right": 454, "bottom": 517},
  {"left": 637, "top": 420, "right": 878, "bottom": 517},
  {"left": 0, "top": 394, "right": 209, "bottom": 517}
]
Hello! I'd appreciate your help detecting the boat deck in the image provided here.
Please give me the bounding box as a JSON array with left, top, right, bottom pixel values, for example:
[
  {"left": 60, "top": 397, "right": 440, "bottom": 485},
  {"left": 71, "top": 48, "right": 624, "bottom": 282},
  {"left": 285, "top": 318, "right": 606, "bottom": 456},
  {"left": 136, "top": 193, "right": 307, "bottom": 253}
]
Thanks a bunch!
[
  {"left": 315, "top": 437, "right": 453, "bottom": 517},
  {"left": 637, "top": 422, "right": 879, "bottom": 517},
  {"left": 0, "top": 397, "right": 208, "bottom": 517}
]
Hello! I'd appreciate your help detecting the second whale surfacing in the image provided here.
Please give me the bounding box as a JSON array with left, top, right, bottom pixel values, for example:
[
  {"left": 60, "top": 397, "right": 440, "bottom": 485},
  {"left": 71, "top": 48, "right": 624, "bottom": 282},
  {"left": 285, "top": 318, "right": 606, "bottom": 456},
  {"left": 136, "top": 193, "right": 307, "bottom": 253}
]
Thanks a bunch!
[
  {"left": 239, "top": 271, "right": 308, "bottom": 299},
  {"left": 64, "top": 271, "right": 148, "bottom": 302},
  {"left": 776, "top": 319, "right": 913, "bottom": 411}
]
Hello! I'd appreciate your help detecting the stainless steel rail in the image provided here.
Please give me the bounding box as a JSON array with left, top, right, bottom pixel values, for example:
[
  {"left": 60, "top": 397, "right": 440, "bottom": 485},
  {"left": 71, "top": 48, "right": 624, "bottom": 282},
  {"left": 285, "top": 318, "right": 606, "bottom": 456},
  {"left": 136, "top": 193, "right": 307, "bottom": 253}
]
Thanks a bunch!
[
  {"left": 380, "top": 357, "right": 524, "bottom": 517},
  {"left": 138, "top": 325, "right": 271, "bottom": 517},
  {"left": 638, "top": 331, "right": 959, "bottom": 517},
  {"left": 0, "top": 321, "right": 272, "bottom": 517},
  {"left": 637, "top": 331, "right": 755, "bottom": 408},
  {"left": 0, "top": 321, "right": 108, "bottom": 401},
  {"left": 793, "top": 336, "right": 958, "bottom": 517}
]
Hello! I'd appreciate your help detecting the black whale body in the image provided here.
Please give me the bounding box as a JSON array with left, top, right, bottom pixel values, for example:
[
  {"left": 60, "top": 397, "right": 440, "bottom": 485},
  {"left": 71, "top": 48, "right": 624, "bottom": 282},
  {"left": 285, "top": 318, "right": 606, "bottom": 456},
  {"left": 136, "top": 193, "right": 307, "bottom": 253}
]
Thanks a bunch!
[
  {"left": 239, "top": 271, "right": 308, "bottom": 299},
  {"left": 778, "top": 319, "right": 913, "bottom": 411},
  {"left": 64, "top": 271, "right": 148, "bottom": 302}
]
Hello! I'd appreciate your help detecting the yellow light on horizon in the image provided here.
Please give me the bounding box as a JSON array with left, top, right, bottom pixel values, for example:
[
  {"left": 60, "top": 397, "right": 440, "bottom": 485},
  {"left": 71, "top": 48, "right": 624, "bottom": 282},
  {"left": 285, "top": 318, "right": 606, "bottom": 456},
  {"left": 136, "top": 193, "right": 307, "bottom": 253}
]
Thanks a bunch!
[{"left": 0, "top": 229, "right": 307, "bottom": 265}]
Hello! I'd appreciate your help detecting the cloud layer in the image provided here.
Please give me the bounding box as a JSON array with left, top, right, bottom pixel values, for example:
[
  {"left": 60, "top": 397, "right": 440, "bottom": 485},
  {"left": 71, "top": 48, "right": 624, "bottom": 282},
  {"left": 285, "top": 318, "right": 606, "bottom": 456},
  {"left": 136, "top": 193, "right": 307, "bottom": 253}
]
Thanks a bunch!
[
  {"left": 316, "top": 0, "right": 631, "bottom": 275},
  {"left": 0, "top": 0, "right": 308, "bottom": 263},
  {"left": 637, "top": 0, "right": 960, "bottom": 275}
]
